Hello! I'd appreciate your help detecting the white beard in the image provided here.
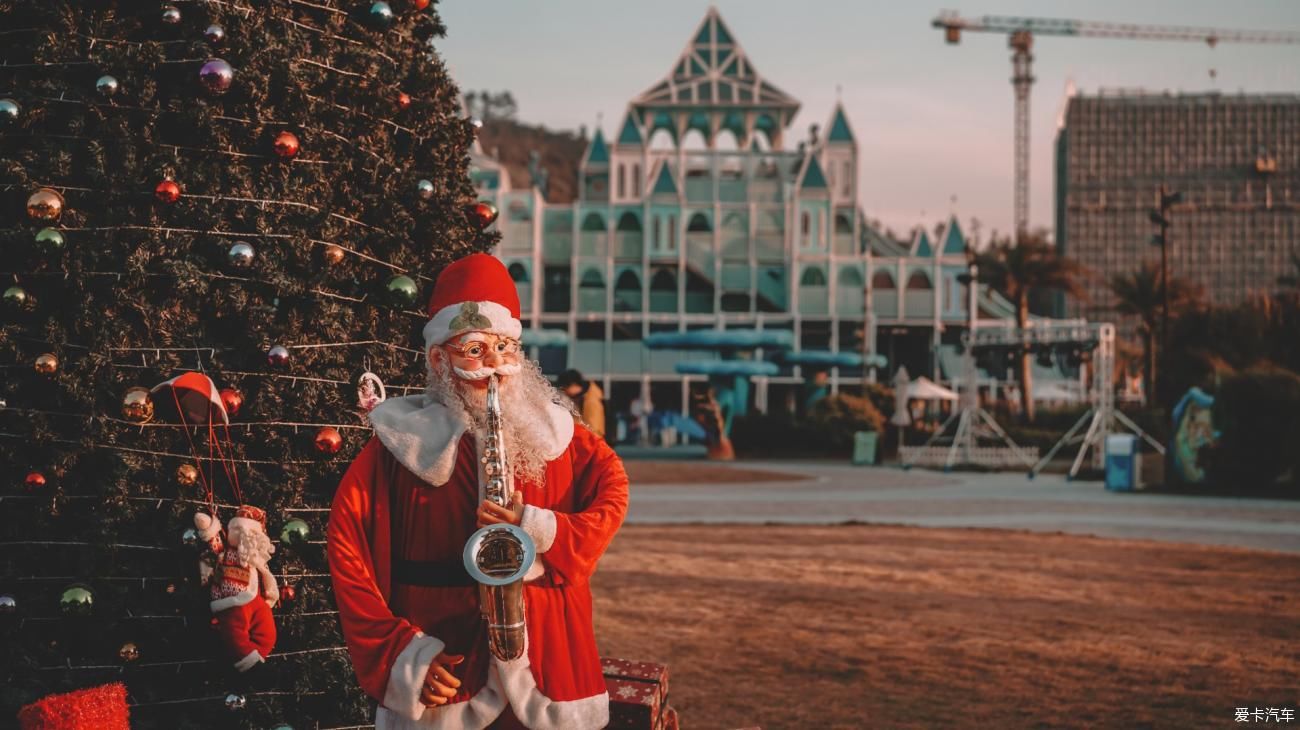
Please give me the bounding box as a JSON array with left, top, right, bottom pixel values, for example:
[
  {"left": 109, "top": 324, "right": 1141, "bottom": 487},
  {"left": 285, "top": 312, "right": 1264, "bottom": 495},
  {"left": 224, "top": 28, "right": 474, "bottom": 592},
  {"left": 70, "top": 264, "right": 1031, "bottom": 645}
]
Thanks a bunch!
[{"left": 426, "top": 357, "right": 574, "bottom": 484}]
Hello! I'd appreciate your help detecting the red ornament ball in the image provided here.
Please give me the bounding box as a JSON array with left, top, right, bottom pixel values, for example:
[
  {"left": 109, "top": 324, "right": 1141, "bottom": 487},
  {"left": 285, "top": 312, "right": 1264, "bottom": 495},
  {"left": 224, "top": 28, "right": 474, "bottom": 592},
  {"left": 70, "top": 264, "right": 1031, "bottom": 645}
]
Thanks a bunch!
[
  {"left": 273, "top": 131, "right": 300, "bottom": 159},
  {"left": 154, "top": 179, "right": 181, "bottom": 204},
  {"left": 267, "top": 345, "right": 291, "bottom": 367},
  {"left": 25, "top": 471, "right": 46, "bottom": 489},
  {"left": 280, "top": 584, "right": 297, "bottom": 604},
  {"left": 466, "top": 201, "right": 499, "bottom": 230},
  {"left": 409, "top": 0, "right": 431, "bottom": 9},
  {"left": 396, "top": 91, "right": 411, "bottom": 109},
  {"left": 314, "top": 427, "right": 343, "bottom": 454},
  {"left": 219, "top": 387, "right": 243, "bottom": 417}
]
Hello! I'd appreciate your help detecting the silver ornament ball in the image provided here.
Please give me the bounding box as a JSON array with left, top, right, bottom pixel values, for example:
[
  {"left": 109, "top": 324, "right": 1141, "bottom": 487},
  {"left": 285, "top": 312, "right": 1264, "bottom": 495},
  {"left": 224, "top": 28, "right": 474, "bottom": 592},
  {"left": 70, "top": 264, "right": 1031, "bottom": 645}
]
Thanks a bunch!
[
  {"left": 224, "top": 693, "right": 247, "bottom": 711},
  {"left": 417, "top": 179, "right": 435, "bottom": 200},
  {"left": 0, "top": 98, "right": 20, "bottom": 125},
  {"left": 96, "top": 75, "right": 120, "bottom": 97},
  {"left": 161, "top": 5, "right": 182, "bottom": 24},
  {"left": 228, "top": 241, "right": 255, "bottom": 268}
]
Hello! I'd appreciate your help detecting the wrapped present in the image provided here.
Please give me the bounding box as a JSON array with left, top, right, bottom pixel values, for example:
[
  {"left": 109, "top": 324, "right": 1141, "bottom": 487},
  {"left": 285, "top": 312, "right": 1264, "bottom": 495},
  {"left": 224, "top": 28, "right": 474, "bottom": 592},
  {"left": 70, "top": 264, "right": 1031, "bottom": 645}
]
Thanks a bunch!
[
  {"left": 18, "top": 683, "right": 130, "bottom": 730},
  {"left": 657, "top": 705, "right": 680, "bottom": 730},
  {"left": 603, "top": 656, "right": 670, "bottom": 729}
]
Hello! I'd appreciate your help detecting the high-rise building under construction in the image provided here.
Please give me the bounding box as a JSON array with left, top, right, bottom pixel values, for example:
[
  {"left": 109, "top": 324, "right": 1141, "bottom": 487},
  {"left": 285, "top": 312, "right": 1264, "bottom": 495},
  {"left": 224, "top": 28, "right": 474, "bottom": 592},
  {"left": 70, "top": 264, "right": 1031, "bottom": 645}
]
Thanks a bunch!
[{"left": 1055, "top": 91, "right": 1300, "bottom": 321}]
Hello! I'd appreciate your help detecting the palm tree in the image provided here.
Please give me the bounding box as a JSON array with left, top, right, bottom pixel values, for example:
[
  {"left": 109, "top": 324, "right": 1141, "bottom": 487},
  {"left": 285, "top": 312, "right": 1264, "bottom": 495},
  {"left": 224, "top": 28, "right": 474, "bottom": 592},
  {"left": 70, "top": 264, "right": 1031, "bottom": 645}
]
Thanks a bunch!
[
  {"left": 976, "top": 232, "right": 1088, "bottom": 422},
  {"left": 1110, "top": 262, "right": 1203, "bottom": 404}
]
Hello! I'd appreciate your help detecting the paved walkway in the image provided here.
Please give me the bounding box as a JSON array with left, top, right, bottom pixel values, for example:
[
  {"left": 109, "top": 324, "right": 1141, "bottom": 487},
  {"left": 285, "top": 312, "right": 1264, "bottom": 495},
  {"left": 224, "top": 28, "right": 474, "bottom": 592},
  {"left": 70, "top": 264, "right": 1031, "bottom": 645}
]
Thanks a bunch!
[{"left": 626, "top": 462, "right": 1300, "bottom": 554}]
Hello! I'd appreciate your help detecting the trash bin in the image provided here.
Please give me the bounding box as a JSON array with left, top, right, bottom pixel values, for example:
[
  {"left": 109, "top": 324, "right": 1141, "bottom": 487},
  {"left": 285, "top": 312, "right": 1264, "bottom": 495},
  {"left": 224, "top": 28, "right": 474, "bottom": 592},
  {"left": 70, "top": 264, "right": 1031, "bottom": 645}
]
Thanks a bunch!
[
  {"left": 1104, "top": 434, "right": 1139, "bottom": 491},
  {"left": 852, "top": 431, "right": 879, "bottom": 466}
]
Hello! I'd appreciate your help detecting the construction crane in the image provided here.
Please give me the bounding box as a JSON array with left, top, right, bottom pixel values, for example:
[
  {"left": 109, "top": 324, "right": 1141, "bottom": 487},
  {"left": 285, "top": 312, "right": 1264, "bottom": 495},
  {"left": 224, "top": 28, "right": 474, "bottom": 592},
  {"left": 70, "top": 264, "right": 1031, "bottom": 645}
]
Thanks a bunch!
[{"left": 932, "top": 12, "right": 1300, "bottom": 237}]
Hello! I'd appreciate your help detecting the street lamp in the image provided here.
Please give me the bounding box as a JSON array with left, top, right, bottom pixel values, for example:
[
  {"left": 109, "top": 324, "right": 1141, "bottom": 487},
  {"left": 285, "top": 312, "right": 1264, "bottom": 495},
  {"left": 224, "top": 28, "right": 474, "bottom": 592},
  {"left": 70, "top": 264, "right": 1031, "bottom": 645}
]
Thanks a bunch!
[{"left": 1148, "top": 185, "right": 1183, "bottom": 401}]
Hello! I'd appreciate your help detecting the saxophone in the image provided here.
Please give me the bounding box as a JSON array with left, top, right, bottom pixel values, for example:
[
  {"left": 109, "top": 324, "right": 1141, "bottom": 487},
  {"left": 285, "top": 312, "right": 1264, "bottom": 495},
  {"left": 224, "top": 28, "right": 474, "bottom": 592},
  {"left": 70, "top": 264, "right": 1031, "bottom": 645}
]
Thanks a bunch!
[{"left": 462, "top": 374, "right": 537, "bottom": 661}]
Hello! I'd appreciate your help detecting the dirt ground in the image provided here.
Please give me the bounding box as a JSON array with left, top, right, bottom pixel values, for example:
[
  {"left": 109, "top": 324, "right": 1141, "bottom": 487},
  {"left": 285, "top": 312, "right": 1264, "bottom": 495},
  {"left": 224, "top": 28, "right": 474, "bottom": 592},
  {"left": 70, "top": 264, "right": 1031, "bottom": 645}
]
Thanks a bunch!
[
  {"left": 592, "top": 524, "right": 1300, "bottom": 730},
  {"left": 622, "top": 461, "right": 807, "bottom": 485}
]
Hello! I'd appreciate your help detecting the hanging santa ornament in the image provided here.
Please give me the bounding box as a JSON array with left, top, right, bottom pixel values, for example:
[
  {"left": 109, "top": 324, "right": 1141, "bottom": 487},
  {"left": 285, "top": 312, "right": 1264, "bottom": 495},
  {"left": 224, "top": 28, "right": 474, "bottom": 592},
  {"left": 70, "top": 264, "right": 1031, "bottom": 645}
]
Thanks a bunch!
[
  {"left": 95, "top": 75, "right": 120, "bottom": 98},
  {"left": 219, "top": 387, "right": 243, "bottom": 417},
  {"left": 121, "top": 386, "right": 155, "bottom": 423},
  {"left": 59, "top": 584, "right": 94, "bottom": 616},
  {"left": 356, "top": 371, "right": 386, "bottom": 414},
  {"left": 161, "top": 5, "right": 182, "bottom": 24},
  {"left": 199, "top": 58, "right": 234, "bottom": 95},
  {"left": 322, "top": 244, "right": 345, "bottom": 266},
  {"left": 267, "top": 345, "right": 290, "bottom": 367},
  {"left": 204, "top": 24, "right": 226, "bottom": 44},
  {"left": 0, "top": 98, "right": 20, "bottom": 125},
  {"left": 384, "top": 274, "right": 418, "bottom": 308},
  {"left": 154, "top": 179, "right": 181, "bottom": 204},
  {"left": 26, "top": 188, "right": 64, "bottom": 222},
  {"left": 195, "top": 507, "right": 279, "bottom": 672},
  {"left": 314, "top": 426, "right": 343, "bottom": 454},
  {"left": 416, "top": 179, "right": 434, "bottom": 200},
  {"left": 368, "top": 2, "right": 395, "bottom": 29},
  {"left": 466, "top": 201, "right": 498, "bottom": 230},
  {"left": 228, "top": 241, "right": 255, "bottom": 268},
  {"left": 176, "top": 463, "right": 200, "bottom": 486},
  {"left": 34, "top": 353, "right": 59, "bottom": 375},
  {"left": 272, "top": 131, "right": 300, "bottom": 159},
  {"left": 25, "top": 471, "right": 46, "bottom": 490},
  {"left": 396, "top": 91, "right": 411, "bottom": 109},
  {"left": 34, "top": 227, "right": 65, "bottom": 255}
]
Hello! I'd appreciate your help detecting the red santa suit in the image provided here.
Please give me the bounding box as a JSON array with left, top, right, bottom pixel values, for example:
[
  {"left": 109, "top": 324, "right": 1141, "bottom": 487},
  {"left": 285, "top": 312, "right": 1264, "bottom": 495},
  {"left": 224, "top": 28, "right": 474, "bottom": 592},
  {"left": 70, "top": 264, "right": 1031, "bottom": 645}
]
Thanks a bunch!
[{"left": 329, "top": 394, "right": 628, "bottom": 729}]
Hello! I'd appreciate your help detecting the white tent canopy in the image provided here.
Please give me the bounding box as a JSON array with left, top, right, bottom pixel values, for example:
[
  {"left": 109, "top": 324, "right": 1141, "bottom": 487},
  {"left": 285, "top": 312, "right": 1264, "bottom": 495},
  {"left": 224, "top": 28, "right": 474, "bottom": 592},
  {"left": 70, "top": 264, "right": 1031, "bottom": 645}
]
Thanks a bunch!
[{"left": 907, "top": 377, "right": 959, "bottom": 401}]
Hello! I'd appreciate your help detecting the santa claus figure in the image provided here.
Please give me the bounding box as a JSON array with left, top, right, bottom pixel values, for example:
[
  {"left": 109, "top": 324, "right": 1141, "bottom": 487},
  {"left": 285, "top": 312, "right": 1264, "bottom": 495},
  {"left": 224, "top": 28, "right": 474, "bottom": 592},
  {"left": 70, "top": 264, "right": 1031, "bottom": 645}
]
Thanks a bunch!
[
  {"left": 194, "top": 505, "right": 279, "bottom": 672},
  {"left": 328, "top": 253, "right": 629, "bottom": 730}
]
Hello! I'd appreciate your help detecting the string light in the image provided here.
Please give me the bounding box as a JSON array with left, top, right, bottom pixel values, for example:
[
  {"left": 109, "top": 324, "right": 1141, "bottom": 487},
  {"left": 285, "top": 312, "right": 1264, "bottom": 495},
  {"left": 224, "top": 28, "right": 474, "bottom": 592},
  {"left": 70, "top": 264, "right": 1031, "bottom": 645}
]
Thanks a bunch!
[
  {"left": 0, "top": 541, "right": 169, "bottom": 551},
  {"left": 4, "top": 407, "right": 375, "bottom": 432},
  {"left": 294, "top": 57, "right": 363, "bottom": 79},
  {"left": 38, "top": 647, "right": 346, "bottom": 671},
  {"left": 0, "top": 431, "right": 324, "bottom": 465}
]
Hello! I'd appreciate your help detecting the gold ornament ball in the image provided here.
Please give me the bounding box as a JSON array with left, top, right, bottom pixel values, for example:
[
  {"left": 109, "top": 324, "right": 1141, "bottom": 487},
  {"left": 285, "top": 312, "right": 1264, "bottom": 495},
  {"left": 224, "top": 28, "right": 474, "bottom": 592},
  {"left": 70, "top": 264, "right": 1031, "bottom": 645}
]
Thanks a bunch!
[
  {"left": 323, "top": 244, "right": 346, "bottom": 265},
  {"left": 34, "top": 227, "right": 65, "bottom": 254},
  {"left": 119, "top": 642, "right": 140, "bottom": 662},
  {"left": 26, "top": 188, "right": 65, "bottom": 222},
  {"left": 176, "top": 463, "right": 200, "bottom": 486},
  {"left": 122, "top": 386, "right": 155, "bottom": 423},
  {"left": 3, "top": 286, "right": 32, "bottom": 311},
  {"left": 280, "top": 518, "right": 310, "bottom": 546},
  {"left": 34, "top": 353, "right": 59, "bottom": 375}
]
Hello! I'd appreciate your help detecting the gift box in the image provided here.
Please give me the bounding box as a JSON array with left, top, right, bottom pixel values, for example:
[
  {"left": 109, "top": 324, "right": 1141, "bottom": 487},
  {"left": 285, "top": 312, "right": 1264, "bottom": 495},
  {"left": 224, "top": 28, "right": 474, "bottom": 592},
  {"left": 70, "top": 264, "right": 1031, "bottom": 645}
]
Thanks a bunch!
[{"left": 603, "top": 656, "right": 671, "bottom": 729}]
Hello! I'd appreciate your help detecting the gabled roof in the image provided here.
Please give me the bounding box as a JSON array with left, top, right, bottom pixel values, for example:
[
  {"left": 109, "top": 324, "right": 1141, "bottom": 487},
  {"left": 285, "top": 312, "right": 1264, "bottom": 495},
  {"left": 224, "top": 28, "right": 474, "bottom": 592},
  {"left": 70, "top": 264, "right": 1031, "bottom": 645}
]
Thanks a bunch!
[
  {"left": 651, "top": 161, "right": 678, "bottom": 195},
  {"left": 583, "top": 128, "right": 609, "bottom": 165},
  {"left": 799, "top": 155, "right": 828, "bottom": 190},
  {"left": 941, "top": 216, "right": 966, "bottom": 256},
  {"left": 862, "top": 220, "right": 911, "bottom": 257},
  {"left": 912, "top": 230, "right": 933, "bottom": 258},
  {"left": 617, "top": 112, "right": 643, "bottom": 145},
  {"left": 630, "top": 8, "right": 799, "bottom": 115},
  {"left": 827, "top": 103, "right": 855, "bottom": 144}
]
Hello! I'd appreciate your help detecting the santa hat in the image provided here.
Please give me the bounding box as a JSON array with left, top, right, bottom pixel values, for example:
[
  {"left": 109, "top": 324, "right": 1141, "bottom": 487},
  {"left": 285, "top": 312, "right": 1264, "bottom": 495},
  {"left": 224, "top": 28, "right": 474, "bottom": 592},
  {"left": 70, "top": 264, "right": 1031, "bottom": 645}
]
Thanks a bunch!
[
  {"left": 422, "top": 253, "right": 522, "bottom": 350},
  {"left": 227, "top": 505, "right": 267, "bottom": 536}
]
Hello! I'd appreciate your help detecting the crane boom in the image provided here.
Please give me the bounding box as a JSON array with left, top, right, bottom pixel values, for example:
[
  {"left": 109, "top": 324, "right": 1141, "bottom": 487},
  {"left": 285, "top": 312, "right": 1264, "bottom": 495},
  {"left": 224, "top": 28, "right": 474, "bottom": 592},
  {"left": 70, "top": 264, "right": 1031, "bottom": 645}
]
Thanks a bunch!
[{"left": 932, "top": 12, "right": 1300, "bottom": 236}]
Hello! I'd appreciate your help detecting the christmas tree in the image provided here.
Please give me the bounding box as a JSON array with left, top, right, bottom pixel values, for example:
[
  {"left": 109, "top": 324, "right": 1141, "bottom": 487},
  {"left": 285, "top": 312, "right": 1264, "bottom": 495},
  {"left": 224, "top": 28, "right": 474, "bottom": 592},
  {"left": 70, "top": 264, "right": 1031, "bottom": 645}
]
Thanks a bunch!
[{"left": 0, "top": 1, "right": 493, "bottom": 726}]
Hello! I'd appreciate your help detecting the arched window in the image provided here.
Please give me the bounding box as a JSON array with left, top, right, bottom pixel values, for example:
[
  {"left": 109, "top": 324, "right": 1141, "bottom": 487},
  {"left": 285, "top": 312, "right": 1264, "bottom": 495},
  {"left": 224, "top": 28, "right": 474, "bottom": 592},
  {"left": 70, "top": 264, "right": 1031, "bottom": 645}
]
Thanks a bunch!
[
  {"left": 801, "top": 211, "right": 811, "bottom": 236},
  {"left": 906, "top": 271, "right": 933, "bottom": 290},
  {"left": 800, "top": 267, "right": 827, "bottom": 286},
  {"left": 871, "top": 270, "right": 896, "bottom": 289},
  {"left": 651, "top": 269, "right": 677, "bottom": 291},
  {"left": 617, "top": 164, "right": 626, "bottom": 198},
  {"left": 507, "top": 262, "right": 529, "bottom": 283},
  {"left": 616, "top": 211, "right": 642, "bottom": 231},
  {"left": 649, "top": 268, "right": 678, "bottom": 313},
  {"left": 631, "top": 164, "right": 641, "bottom": 196},
  {"left": 579, "top": 268, "right": 605, "bottom": 288},
  {"left": 838, "top": 266, "right": 864, "bottom": 287},
  {"left": 581, "top": 212, "right": 606, "bottom": 231},
  {"left": 835, "top": 213, "right": 853, "bottom": 234},
  {"left": 687, "top": 212, "right": 712, "bottom": 232},
  {"left": 613, "top": 269, "right": 642, "bottom": 312}
]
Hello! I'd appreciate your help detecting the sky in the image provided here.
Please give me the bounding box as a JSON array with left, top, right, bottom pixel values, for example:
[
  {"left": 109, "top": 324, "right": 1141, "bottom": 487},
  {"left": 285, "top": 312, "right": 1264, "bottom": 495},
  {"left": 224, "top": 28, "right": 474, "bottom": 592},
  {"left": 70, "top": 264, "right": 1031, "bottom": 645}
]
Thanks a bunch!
[{"left": 437, "top": 1, "right": 1300, "bottom": 241}]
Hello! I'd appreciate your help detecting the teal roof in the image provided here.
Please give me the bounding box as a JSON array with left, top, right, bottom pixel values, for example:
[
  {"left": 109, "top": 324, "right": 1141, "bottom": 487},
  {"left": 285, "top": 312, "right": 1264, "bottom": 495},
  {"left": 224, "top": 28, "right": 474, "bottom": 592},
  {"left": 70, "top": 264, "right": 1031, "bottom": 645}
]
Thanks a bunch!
[
  {"left": 941, "top": 217, "right": 966, "bottom": 255},
  {"left": 617, "top": 113, "right": 643, "bottom": 145},
  {"left": 828, "top": 105, "right": 854, "bottom": 143},
  {"left": 584, "top": 129, "right": 609, "bottom": 165},
  {"left": 800, "top": 155, "right": 828, "bottom": 190},
  {"left": 914, "top": 231, "right": 933, "bottom": 257},
  {"left": 652, "top": 162, "right": 678, "bottom": 195}
]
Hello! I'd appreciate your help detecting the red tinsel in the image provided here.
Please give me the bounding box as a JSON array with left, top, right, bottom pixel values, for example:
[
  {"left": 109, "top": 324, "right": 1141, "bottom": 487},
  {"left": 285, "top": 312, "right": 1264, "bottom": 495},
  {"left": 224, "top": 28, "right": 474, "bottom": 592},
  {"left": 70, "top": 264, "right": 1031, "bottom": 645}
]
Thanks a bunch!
[{"left": 18, "top": 682, "right": 130, "bottom": 730}]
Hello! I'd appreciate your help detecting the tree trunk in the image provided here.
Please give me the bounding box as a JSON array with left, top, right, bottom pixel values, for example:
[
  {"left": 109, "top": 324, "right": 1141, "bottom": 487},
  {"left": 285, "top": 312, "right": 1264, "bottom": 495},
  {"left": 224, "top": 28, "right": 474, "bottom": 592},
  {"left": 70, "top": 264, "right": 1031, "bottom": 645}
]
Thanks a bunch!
[
  {"left": 1143, "top": 328, "right": 1155, "bottom": 406},
  {"left": 1018, "top": 296, "right": 1035, "bottom": 422}
]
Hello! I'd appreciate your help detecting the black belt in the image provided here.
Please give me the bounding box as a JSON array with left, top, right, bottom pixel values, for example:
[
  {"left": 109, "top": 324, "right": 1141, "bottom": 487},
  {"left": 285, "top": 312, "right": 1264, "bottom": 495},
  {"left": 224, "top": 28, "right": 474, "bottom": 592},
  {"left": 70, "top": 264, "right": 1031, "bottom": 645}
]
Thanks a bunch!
[{"left": 392, "top": 559, "right": 477, "bottom": 588}]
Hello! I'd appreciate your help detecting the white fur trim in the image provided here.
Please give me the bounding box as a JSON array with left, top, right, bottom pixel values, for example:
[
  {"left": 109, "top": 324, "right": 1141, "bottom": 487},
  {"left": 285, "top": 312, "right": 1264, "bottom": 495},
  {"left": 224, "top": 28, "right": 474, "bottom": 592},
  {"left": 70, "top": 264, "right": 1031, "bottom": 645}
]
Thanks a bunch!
[
  {"left": 368, "top": 395, "right": 574, "bottom": 487},
  {"left": 375, "top": 636, "right": 610, "bottom": 730},
  {"left": 423, "top": 300, "right": 522, "bottom": 349},
  {"left": 210, "top": 582, "right": 257, "bottom": 613},
  {"left": 257, "top": 564, "right": 279, "bottom": 609},
  {"left": 520, "top": 506, "right": 557, "bottom": 554},
  {"left": 381, "top": 632, "right": 448, "bottom": 722},
  {"left": 194, "top": 512, "right": 220, "bottom": 541},
  {"left": 234, "top": 650, "right": 265, "bottom": 672}
]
